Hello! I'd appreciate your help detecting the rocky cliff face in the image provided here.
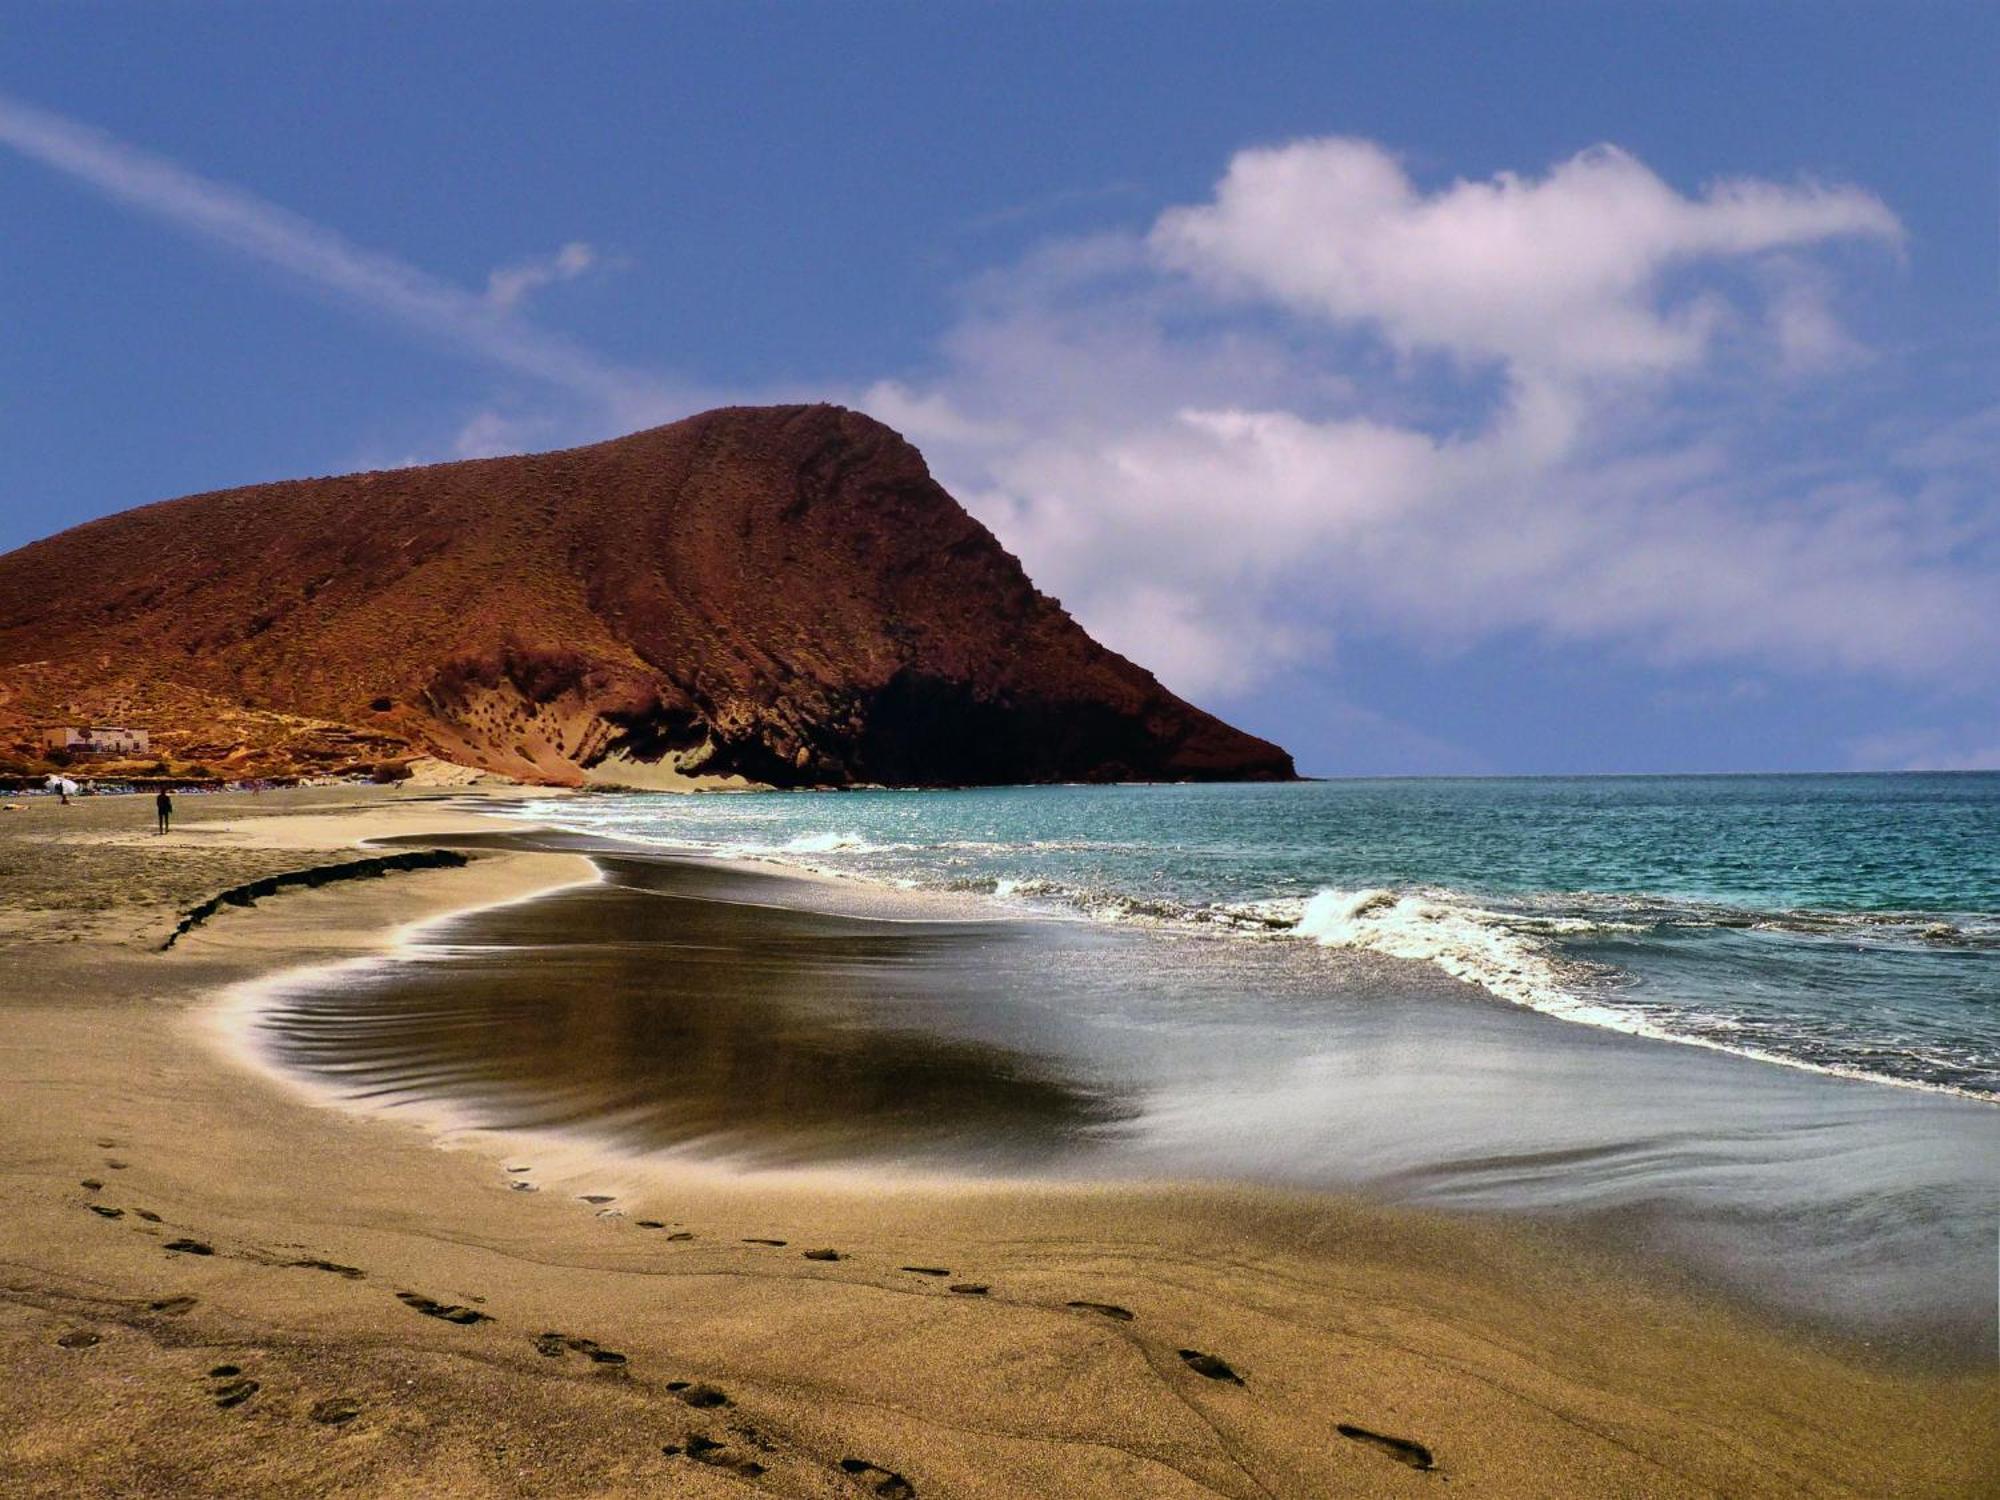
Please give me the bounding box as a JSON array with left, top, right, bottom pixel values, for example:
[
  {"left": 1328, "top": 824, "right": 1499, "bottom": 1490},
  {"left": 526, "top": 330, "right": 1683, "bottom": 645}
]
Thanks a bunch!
[{"left": 0, "top": 404, "right": 1295, "bottom": 786}]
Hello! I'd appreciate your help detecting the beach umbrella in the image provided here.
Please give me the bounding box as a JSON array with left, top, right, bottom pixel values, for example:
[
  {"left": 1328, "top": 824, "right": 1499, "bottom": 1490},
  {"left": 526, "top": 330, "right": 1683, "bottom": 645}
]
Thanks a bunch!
[{"left": 46, "top": 775, "right": 78, "bottom": 797}]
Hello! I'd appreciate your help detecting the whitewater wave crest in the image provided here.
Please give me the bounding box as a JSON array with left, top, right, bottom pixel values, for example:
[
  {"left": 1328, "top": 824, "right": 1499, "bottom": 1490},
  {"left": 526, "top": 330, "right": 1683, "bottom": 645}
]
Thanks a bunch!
[
  {"left": 779, "top": 831, "right": 887, "bottom": 855},
  {"left": 1287, "top": 886, "right": 1601, "bottom": 1019}
]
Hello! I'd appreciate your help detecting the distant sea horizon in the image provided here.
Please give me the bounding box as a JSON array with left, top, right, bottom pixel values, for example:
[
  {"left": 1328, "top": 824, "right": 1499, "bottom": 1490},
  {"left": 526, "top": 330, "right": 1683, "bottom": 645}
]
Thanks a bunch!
[{"left": 1284, "top": 768, "right": 1994, "bottom": 780}]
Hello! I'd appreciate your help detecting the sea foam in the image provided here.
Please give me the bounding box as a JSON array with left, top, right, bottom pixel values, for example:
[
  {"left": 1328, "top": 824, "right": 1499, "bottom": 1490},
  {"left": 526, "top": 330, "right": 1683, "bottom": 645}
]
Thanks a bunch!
[{"left": 1291, "top": 886, "right": 1579, "bottom": 1015}]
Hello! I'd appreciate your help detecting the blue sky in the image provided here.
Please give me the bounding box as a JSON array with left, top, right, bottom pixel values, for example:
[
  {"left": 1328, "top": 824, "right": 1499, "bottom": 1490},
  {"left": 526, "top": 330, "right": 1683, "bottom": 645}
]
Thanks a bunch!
[{"left": 3, "top": 4, "right": 1995, "bottom": 776}]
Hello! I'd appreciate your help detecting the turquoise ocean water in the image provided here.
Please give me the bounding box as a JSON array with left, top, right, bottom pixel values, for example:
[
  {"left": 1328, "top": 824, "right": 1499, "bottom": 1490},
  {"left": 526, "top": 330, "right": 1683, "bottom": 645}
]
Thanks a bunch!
[{"left": 515, "top": 773, "right": 2000, "bottom": 1101}]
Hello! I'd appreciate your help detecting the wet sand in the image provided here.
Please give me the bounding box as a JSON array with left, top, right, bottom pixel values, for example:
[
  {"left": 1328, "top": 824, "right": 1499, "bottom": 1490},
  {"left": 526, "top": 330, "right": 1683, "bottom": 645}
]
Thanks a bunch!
[
  {"left": 249, "top": 835, "right": 2000, "bottom": 1363},
  {"left": 0, "top": 786, "right": 1993, "bottom": 1496}
]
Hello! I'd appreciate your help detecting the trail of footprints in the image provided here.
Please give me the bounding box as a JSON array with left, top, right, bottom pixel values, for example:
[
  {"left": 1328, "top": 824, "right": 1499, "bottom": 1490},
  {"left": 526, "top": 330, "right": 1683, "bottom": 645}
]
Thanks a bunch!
[
  {"left": 65, "top": 1142, "right": 1442, "bottom": 1484},
  {"left": 200, "top": 1359, "right": 363, "bottom": 1425},
  {"left": 510, "top": 1169, "right": 1440, "bottom": 1481},
  {"left": 69, "top": 1142, "right": 375, "bottom": 1430}
]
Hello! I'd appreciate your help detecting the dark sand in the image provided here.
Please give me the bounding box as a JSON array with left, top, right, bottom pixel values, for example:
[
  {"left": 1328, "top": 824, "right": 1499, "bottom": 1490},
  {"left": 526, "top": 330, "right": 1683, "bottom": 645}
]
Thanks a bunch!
[{"left": 0, "top": 787, "right": 1993, "bottom": 1497}]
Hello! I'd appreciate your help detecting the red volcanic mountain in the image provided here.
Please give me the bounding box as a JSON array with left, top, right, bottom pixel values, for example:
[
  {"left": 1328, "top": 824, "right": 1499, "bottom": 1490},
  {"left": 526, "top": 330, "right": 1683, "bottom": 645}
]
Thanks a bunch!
[{"left": 0, "top": 404, "right": 1294, "bottom": 787}]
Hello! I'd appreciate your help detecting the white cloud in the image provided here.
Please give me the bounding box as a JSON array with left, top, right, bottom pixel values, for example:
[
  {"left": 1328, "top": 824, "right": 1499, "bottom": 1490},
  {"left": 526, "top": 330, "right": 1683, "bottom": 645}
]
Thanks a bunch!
[
  {"left": 1765, "top": 272, "right": 1865, "bottom": 374},
  {"left": 1076, "top": 580, "right": 1325, "bottom": 699},
  {"left": 1149, "top": 139, "right": 1900, "bottom": 382},
  {"left": 858, "top": 379, "right": 1020, "bottom": 449},
  {"left": 486, "top": 241, "right": 598, "bottom": 310},
  {"left": 1891, "top": 401, "right": 2000, "bottom": 474},
  {"left": 0, "top": 92, "right": 665, "bottom": 416},
  {"left": 873, "top": 139, "right": 1996, "bottom": 703}
]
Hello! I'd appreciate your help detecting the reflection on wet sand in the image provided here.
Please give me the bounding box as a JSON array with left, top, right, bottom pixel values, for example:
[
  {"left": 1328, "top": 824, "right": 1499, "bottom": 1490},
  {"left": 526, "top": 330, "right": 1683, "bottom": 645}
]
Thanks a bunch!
[
  {"left": 257, "top": 838, "right": 2000, "bottom": 1361},
  {"left": 257, "top": 853, "right": 1129, "bottom": 1167}
]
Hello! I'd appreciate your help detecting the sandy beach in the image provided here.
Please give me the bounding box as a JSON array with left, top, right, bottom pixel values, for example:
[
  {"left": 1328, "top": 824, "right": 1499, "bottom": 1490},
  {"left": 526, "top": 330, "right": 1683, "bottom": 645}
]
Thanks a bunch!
[{"left": 1, "top": 786, "right": 1993, "bottom": 1498}]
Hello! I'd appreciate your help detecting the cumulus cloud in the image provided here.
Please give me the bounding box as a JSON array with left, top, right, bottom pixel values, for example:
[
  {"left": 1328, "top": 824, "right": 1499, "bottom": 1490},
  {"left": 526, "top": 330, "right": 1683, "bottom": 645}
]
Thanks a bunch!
[
  {"left": 873, "top": 139, "right": 1992, "bottom": 703},
  {"left": 1149, "top": 138, "right": 1901, "bottom": 382}
]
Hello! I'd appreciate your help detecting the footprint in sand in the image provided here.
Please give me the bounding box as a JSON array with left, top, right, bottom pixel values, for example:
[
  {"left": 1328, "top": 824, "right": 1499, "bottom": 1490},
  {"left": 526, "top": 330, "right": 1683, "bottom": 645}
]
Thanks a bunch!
[
  {"left": 207, "top": 1365, "right": 260, "bottom": 1410},
  {"left": 396, "top": 1291, "right": 492, "bottom": 1325},
  {"left": 80, "top": 1178, "right": 103, "bottom": 1191},
  {"left": 948, "top": 1284, "right": 989, "bottom": 1296},
  {"left": 163, "top": 1239, "right": 213, "bottom": 1256},
  {"left": 900, "top": 1266, "right": 950, "bottom": 1277},
  {"left": 95, "top": 1139, "right": 117, "bottom": 1150},
  {"left": 309, "top": 1397, "right": 362, "bottom": 1426},
  {"left": 506, "top": 1166, "right": 532, "bottom": 1174},
  {"left": 664, "top": 1433, "right": 765, "bottom": 1478},
  {"left": 664, "top": 1380, "right": 730, "bottom": 1409},
  {"left": 509, "top": 1181, "right": 539, "bottom": 1193},
  {"left": 802, "top": 1248, "right": 844, "bottom": 1262},
  {"left": 288, "top": 1258, "right": 365, "bottom": 1279},
  {"left": 88, "top": 1205, "right": 123, "bottom": 1220},
  {"left": 534, "top": 1332, "right": 628, "bottom": 1366},
  {"left": 1337, "top": 1423, "right": 1435, "bottom": 1470},
  {"left": 132, "top": 1209, "right": 162, "bottom": 1223},
  {"left": 840, "top": 1457, "right": 917, "bottom": 1498},
  {"left": 148, "top": 1295, "right": 198, "bottom": 1316},
  {"left": 635, "top": 1220, "right": 665, "bottom": 1229},
  {"left": 742, "top": 1237, "right": 787, "bottom": 1247},
  {"left": 1067, "top": 1301, "right": 1135, "bottom": 1322},
  {"left": 1177, "top": 1349, "right": 1244, "bottom": 1385},
  {"left": 665, "top": 1231, "right": 695, "bottom": 1241},
  {"left": 56, "top": 1330, "right": 101, "bottom": 1349},
  {"left": 579, "top": 1195, "right": 616, "bottom": 1205},
  {"left": 105, "top": 1160, "right": 129, "bottom": 1171}
]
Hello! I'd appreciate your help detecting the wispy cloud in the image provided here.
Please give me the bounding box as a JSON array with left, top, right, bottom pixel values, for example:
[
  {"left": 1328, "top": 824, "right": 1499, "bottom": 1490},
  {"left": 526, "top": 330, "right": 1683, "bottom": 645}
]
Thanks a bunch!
[
  {"left": 960, "top": 181, "right": 1144, "bottom": 234},
  {"left": 0, "top": 91, "right": 664, "bottom": 414},
  {"left": 486, "top": 240, "right": 598, "bottom": 310}
]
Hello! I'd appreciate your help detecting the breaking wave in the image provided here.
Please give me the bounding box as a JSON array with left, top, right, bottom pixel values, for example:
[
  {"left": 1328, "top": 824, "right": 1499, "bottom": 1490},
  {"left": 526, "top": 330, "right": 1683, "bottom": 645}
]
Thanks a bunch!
[
  {"left": 1290, "top": 886, "right": 1578, "bottom": 1013},
  {"left": 506, "top": 785, "right": 2000, "bottom": 1103},
  {"left": 776, "top": 831, "right": 889, "bottom": 855}
]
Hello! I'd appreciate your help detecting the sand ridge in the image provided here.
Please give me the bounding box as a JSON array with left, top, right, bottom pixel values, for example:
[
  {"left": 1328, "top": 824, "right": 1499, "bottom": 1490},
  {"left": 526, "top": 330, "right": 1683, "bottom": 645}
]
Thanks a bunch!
[{"left": 0, "top": 786, "right": 1992, "bottom": 1497}]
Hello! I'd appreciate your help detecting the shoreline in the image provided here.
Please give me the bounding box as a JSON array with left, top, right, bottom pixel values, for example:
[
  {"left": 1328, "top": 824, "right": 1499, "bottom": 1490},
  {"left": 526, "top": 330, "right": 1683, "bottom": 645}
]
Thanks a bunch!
[
  {"left": 199, "top": 822, "right": 609, "bottom": 1129},
  {"left": 240, "top": 822, "right": 2000, "bottom": 1369},
  {"left": 498, "top": 782, "right": 2000, "bottom": 1107},
  {"left": 1, "top": 786, "right": 1993, "bottom": 1496}
]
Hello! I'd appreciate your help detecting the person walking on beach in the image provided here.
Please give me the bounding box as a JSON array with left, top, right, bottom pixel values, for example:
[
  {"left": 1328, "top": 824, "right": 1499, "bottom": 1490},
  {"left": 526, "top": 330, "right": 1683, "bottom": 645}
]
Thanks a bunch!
[{"left": 155, "top": 788, "right": 172, "bottom": 835}]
